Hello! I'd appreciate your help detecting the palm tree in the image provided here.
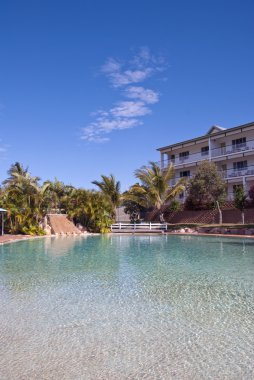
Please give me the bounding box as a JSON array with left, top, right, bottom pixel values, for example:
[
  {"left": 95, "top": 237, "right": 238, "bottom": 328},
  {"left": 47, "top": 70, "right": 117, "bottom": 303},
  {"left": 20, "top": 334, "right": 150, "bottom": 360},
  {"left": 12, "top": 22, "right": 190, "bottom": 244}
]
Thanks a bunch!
[
  {"left": 92, "top": 174, "right": 121, "bottom": 218},
  {"left": 3, "top": 162, "right": 28, "bottom": 183},
  {"left": 45, "top": 178, "right": 73, "bottom": 212},
  {"left": 128, "top": 161, "right": 186, "bottom": 220},
  {"left": 3, "top": 162, "right": 39, "bottom": 189},
  {"left": 1, "top": 162, "right": 47, "bottom": 234},
  {"left": 66, "top": 189, "right": 113, "bottom": 233},
  {"left": 30, "top": 182, "right": 50, "bottom": 222}
]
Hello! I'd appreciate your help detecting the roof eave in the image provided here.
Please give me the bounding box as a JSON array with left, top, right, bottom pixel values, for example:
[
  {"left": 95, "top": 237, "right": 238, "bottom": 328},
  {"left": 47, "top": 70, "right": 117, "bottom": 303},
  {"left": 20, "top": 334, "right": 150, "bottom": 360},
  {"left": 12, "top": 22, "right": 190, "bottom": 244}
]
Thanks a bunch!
[{"left": 157, "top": 121, "right": 254, "bottom": 152}]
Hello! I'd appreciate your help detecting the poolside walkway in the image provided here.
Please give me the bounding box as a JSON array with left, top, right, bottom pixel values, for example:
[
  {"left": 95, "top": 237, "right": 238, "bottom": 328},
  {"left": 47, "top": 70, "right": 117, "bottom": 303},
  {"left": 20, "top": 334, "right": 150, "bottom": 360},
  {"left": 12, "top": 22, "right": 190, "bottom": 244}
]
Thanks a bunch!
[{"left": 0, "top": 235, "right": 34, "bottom": 244}]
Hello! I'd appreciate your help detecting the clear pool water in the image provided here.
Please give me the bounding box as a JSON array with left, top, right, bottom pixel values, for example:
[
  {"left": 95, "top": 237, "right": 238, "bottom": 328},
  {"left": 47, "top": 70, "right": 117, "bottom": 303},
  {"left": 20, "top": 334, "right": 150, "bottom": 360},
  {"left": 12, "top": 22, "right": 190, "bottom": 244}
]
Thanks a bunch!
[{"left": 0, "top": 235, "right": 254, "bottom": 379}]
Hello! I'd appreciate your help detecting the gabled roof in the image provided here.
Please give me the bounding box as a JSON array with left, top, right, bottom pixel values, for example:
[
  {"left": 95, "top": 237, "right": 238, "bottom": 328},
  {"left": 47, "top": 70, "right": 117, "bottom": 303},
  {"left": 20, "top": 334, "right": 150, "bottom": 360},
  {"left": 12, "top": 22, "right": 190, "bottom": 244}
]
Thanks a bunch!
[
  {"left": 206, "top": 125, "right": 226, "bottom": 135},
  {"left": 157, "top": 121, "right": 254, "bottom": 152}
]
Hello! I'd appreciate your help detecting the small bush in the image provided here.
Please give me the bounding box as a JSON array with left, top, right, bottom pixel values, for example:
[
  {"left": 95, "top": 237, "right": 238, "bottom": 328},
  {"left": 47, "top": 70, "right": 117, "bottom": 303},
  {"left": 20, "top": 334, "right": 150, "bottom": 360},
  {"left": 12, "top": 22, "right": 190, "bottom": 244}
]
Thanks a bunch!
[
  {"left": 167, "top": 200, "right": 181, "bottom": 212},
  {"left": 22, "top": 225, "right": 46, "bottom": 236}
]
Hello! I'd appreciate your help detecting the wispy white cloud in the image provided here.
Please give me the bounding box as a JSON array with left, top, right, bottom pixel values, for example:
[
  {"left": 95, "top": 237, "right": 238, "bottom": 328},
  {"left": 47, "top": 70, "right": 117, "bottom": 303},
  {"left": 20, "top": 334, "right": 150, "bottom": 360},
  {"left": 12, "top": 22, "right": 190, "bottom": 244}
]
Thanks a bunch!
[
  {"left": 82, "top": 47, "right": 166, "bottom": 143},
  {"left": 82, "top": 118, "right": 141, "bottom": 143},
  {"left": 103, "top": 67, "right": 152, "bottom": 88},
  {"left": 101, "top": 58, "right": 122, "bottom": 74},
  {"left": 125, "top": 86, "right": 159, "bottom": 104},
  {"left": 110, "top": 101, "right": 150, "bottom": 118},
  {"left": 101, "top": 47, "right": 165, "bottom": 88}
]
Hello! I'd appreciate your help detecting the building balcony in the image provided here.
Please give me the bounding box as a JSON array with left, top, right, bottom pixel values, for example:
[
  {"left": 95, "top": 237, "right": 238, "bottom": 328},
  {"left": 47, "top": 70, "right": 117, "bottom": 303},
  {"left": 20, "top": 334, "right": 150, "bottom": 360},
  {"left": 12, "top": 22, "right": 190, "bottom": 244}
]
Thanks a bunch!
[
  {"left": 161, "top": 139, "right": 254, "bottom": 169},
  {"left": 224, "top": 166, "right": 254, "bottom": 180},
  {"left": 161, "top": 151, "right": 209, "bottom": 168},
  {"left": 211, "top": 140, "right": 254, "bottom": 158},
  {"left": 169, "top": 165, "right": 254, "bottom": 187}
]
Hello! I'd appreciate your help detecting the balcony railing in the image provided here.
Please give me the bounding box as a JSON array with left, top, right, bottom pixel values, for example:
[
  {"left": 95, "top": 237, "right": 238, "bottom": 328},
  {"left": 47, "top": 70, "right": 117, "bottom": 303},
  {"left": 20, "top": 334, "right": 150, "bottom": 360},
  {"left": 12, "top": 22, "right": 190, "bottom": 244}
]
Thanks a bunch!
[
  {"left": 224, "top": 167, "right": 254, "bottom": 179},
  {"left": 161, "top": 139, "right": 254, "bottom": 168},
  {"left": 161, "top": 152, "right": 207, "bottom": 167},
  {"left": 169, "top": 165, "right": 254, "bottom": 187},
  {"left": 211, "top": 141, "right": 254, "bottom": 158}
]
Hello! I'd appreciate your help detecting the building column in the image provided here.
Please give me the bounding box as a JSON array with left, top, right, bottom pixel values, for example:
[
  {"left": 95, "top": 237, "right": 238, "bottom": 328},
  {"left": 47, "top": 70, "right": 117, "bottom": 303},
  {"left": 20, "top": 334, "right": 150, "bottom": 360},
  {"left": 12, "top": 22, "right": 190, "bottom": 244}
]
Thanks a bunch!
[
  {"left": 161, "top": 153, "right": 168, "bottom": 169},
  {"left": 161, "top": 153, "right": 164, "bottom": 169},
  {"left": 208, "top": 137, "right": 212, "bottom": 161}
]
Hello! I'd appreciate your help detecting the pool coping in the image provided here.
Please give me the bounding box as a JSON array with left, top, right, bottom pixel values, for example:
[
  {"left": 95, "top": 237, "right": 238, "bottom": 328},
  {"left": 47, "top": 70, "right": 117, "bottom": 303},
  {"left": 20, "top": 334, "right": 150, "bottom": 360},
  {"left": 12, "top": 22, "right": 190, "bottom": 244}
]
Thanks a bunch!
[
  {"left": 108, "top": 232, "right": 254, "bottom": 239},
  {"left": 0, "top": 235, "right": 47, "bottom": 245},
  {"left": 1, "top": 231, "right": 254, "bottom": 245},
  {"left": 0, "top": 233, "right": 100, "bottom": 245}
]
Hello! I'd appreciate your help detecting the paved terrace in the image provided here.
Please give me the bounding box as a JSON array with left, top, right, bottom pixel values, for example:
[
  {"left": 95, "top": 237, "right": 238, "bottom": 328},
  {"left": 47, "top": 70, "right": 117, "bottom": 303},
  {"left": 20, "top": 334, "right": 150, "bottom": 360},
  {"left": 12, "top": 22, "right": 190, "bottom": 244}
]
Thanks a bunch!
[{"left": 0, "top": 235, "right": 34, "bottom": 244}]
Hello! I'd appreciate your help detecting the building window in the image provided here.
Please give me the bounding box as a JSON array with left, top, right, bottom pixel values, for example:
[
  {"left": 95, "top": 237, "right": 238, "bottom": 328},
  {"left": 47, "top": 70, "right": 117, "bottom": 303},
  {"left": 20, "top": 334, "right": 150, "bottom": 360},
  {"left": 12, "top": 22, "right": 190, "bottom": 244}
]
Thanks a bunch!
[
  {"left": 233, "top": 161, "right": 248, "bottom": 171},
  {"left": 170, "top": 154, "right": 175, "bottom": 163},
  {"left": 180, "top": 170, "right": 190, "bottom": 177},
  {"left": 179, "top": 151, "right": 189, "bottom": 160},
  {"left": 232, "top": 137, "right": 246, "bottom": 149},
  {"left": 201, "top": 146, "right": 209, "bottom": 156}
]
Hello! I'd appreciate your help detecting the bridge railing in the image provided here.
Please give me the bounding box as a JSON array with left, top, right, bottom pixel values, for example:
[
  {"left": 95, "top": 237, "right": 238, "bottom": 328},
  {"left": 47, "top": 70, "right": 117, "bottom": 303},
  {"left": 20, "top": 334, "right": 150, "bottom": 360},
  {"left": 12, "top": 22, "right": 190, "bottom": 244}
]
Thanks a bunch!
[{"left": 110, "top": 223, "right": 168, "bottom": 231}]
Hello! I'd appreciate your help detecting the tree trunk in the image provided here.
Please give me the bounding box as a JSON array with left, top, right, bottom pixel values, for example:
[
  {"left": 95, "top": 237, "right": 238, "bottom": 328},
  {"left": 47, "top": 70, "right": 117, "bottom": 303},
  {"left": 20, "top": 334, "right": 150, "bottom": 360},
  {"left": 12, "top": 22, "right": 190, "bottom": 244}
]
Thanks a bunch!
[
  {"left": 159, "top": 212, "right": 165, "bottom": 223},
  {"left": 241, "top": 211, "right": 245, "bottom": 225},
  {"left": 216, "top": 201, "right": 222, "bottom": 224}
]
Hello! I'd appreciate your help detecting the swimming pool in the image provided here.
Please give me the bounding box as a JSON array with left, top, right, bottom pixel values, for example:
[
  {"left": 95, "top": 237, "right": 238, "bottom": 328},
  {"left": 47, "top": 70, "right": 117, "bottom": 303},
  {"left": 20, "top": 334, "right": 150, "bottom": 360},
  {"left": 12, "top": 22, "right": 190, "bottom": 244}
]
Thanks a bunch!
[{"left": 0, "top": 235, "right": 253, "bottom": 379}]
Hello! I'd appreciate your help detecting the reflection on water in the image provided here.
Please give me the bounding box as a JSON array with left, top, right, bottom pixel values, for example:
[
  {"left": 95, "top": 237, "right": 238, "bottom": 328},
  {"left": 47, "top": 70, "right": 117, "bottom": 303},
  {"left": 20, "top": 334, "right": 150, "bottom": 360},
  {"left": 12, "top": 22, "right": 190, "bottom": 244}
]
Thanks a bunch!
[{"left": 0, "top": 235, "right": 254, "bottom": 379}]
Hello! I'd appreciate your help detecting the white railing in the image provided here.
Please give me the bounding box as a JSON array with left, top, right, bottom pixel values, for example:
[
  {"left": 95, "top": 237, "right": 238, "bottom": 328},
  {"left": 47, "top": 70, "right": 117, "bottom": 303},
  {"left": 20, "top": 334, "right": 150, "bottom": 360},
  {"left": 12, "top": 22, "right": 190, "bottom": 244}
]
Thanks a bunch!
[
  {"left": 211, "top": 141, "right": 254, "bottom": 158},
  {"left": 161, "top": 152, "right": 208, "bottom": 167},
  {"left": 160, "top": 139, "right": 254, "bottom": 169},
  {"left": 111, "top": 223, "right": 168, "bottom": 232},
  {"left": 225, "top": 167, "right": 254, "bottom": 179},
  {"left": 166, "top": 165, "right": 254, "bottom": 186}
]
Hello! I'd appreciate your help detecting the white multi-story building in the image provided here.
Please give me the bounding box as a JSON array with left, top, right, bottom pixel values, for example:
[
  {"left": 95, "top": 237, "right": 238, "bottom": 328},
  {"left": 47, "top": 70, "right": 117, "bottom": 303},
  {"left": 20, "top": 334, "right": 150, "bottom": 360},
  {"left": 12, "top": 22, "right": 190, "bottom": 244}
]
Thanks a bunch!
[{"left": 157, "top": 122, "right": 254, "bottom": 201}]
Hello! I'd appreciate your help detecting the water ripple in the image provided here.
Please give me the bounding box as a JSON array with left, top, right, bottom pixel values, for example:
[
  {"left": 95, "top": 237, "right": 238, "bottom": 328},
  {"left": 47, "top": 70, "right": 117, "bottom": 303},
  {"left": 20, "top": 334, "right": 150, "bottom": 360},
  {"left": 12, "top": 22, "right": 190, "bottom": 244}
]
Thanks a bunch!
[{"left": 0, "top": 235, "right": 253, "bottom": 379}]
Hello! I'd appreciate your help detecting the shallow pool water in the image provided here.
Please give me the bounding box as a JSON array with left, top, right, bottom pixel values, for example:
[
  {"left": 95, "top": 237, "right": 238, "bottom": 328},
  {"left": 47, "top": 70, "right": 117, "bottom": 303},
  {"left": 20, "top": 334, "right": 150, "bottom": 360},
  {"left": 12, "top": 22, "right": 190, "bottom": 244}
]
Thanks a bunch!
[{"left": 0, "top": 235, "right": 254, "bottom": 379}]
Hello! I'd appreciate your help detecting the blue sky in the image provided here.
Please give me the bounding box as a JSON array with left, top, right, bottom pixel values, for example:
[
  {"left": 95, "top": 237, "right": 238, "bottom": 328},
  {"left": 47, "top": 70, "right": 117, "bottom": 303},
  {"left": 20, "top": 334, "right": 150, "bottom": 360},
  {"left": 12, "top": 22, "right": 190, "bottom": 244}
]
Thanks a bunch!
[{"left": 1, "top": 0, "right": 254, "bottom": 190}]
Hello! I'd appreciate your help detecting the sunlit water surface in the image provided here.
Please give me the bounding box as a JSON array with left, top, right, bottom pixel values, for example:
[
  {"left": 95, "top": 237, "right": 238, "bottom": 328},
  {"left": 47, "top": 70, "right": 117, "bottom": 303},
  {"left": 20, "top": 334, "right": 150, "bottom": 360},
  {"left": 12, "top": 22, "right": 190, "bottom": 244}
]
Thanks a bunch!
[{"left": 0, "top": 235, "right": 254, "bottom": 379}]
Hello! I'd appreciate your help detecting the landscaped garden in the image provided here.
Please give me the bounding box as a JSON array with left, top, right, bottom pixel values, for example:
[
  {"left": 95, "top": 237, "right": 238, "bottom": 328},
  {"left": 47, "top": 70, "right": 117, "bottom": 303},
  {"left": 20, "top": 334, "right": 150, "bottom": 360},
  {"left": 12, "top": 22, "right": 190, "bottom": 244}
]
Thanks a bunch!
[{"left": 1, "top": 160, "right": 254, "bottom": 237}]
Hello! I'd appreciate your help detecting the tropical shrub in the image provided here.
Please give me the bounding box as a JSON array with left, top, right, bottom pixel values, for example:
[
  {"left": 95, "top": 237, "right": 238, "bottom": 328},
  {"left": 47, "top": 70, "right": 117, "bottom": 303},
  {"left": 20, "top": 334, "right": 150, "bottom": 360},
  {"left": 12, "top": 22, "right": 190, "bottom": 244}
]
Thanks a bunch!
[
  {"left": 122, "top": 198, "right": 144, "bottom": 223},
  {"left": 233, "top": 186, "right": 247, "bottom": 224},
  {"left": 22, "top": 225, "right": 46, "bottom": 236},
  {"left": 185, "top": 161, "right": 227, "bottom": 210},
  {"left": 123, "top": 162, "right": 186, "bottom": 221},
  {"left": 0, "top": 163, "right": 121, "bottom": 235},
  {"left": 66, "top": 189, "right": 114, "bottom": 233},
  {"left": 167, "top": 199, "right": 181, "bottom": 212},
  {"left": 92, "top": 174, "right": 121, "bottom": 218}
]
